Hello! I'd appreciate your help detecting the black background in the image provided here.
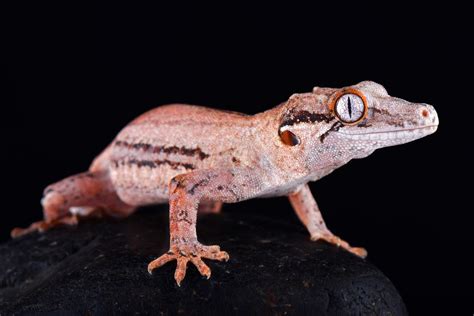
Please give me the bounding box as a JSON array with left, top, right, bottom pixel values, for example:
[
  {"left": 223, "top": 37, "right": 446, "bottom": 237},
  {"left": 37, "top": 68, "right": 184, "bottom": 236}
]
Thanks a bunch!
[{"left": 3, "top": 3, "right": 472, "bottom": 314}]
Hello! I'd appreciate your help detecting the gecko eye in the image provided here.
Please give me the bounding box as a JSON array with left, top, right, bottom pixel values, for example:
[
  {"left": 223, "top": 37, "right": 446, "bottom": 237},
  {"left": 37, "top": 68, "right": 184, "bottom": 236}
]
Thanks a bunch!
[{"left": 334, "top": 93, "right": 367, "bottom": 124}]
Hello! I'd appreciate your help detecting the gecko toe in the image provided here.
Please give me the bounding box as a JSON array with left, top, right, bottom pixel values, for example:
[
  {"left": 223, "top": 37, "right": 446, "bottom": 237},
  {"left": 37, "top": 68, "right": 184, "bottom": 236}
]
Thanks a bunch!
[
  {"left": 10, "top": 227, "right": 31, "bottom": 238},
  {"left": 311, "top": 233, "right": 367, "bottom": 259},
  {"left": 201, "top": 250, "right": 229, "bottom": 261},
  {"left": 190, "top": 256, "right": 211, "bottom": 279},
  {"left": 174, "top": 256, "right": 189, "bottom": 286},
  {"left": 350, "top": 247, "right": 368, "bottom": 258},
  {"left": 147, "top": 253, "right": 175, "bottom": 274},
  {"left": 11, "top": 221, "right": 49, "bottom": 238},
  {"left": 202, "top": 245, "right": 221, "bottom": 253},
  {"left": 11, "top": 215, "right": 80, "bottom": 239},
  {"left": 148, "top": 242, "right": 229, "bottom": 285}
]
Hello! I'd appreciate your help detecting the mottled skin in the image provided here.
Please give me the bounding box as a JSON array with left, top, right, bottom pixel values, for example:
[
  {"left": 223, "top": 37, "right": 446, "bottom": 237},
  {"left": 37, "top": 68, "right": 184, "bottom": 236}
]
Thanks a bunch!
[{"left": 12, "top": 81, "right": 439, "bottom": 285}]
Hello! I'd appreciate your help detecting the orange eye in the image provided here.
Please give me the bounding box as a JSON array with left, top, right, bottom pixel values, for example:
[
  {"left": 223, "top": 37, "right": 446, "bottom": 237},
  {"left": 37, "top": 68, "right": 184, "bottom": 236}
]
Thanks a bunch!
[{"left": 330, "top": 89, "right": 368, "bottom": 125}]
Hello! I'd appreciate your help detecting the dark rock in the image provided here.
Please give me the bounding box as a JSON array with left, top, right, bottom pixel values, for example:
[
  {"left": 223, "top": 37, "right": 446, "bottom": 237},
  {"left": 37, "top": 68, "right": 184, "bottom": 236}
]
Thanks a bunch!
[{"left": 0, "top": 208, "right": 406, "bottom": 315}]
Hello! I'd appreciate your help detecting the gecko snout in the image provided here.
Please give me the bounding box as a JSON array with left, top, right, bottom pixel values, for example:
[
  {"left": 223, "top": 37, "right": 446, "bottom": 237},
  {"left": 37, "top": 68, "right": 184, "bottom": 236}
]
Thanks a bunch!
[{"left": 419, "top": 104, "right": 439, "bottom": 128}]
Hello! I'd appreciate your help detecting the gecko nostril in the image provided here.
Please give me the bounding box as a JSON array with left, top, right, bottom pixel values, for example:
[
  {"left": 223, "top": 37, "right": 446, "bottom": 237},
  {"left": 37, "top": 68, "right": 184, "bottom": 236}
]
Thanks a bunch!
[{"left": 421, "top": 108, "right": 429, "bottom": 118}]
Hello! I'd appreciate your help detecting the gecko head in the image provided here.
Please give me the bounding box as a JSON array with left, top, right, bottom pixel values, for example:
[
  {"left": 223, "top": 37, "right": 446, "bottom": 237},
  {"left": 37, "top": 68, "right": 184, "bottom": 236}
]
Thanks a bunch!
[
  {"left": 278, "top": 81, "right": 438, "bottom": 166},
  {"left": 322, "top": 81, "right": 438, "bottom": 157}
]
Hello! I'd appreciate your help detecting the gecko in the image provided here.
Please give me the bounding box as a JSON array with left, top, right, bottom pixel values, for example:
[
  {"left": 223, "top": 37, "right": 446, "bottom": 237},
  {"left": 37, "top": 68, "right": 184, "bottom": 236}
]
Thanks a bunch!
[{"left": 11, "top": 81, "right": 439, "bottom": 285}]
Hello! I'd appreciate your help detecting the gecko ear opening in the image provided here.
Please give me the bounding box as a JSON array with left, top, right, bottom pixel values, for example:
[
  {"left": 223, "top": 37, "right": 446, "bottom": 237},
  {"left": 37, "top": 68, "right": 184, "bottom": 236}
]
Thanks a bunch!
[{"left": 279, "top": 129, "right": 300, "bottom": 146}]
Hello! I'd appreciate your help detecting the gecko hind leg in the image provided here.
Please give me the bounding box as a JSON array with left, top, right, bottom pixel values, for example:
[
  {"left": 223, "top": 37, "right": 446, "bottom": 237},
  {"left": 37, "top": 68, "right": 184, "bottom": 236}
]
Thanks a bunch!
[
  {"left": 288, "top": 184, "right": 367, "bottom": 258},
  {"left": 11, "top": 170, "right": 135, "bottom": 238}
]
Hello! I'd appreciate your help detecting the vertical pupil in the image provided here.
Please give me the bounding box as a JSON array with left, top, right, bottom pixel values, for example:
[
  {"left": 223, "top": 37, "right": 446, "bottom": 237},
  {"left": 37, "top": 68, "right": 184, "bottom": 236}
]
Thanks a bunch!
[{"left": 347, "top": 96, "right": 352, "bottom": 119}]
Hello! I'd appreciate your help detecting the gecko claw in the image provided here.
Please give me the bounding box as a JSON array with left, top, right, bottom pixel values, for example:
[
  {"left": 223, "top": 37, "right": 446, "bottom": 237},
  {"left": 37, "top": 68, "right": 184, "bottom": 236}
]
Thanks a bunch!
[{"left": 148, "top": 242, "right": 229, "bottom": 285}]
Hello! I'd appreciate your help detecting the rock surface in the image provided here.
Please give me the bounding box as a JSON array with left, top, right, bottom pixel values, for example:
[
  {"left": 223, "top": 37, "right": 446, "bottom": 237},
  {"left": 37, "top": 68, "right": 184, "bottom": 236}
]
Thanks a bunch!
[{"left": 0, "top": 208, "right": 406, "bottom": 315}]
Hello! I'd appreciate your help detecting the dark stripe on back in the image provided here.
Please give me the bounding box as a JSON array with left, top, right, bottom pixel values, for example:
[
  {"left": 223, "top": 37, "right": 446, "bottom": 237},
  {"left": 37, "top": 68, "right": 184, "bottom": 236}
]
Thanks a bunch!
[
  {"left": 115, "top": 140, "right": 209, "bottom": 160},
  {"left": 113, "top": 158, "right": 195, "bottom": 170}
]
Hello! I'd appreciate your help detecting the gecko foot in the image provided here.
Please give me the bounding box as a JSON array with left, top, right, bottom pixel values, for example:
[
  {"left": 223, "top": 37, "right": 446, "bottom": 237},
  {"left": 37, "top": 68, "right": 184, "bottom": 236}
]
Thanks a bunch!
[
  {"left": 147, "top": 241, "right": 229, "bottom": 286},
  {"left": 11, "top": 215, "right": 79, "bottom": 238},
  {"left": 311, "top": 233, "right": 367, "bottom": 258}
]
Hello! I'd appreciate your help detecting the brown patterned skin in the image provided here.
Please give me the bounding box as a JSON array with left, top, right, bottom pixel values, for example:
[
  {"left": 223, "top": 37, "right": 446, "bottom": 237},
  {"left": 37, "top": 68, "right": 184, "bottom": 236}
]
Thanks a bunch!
[{"left": 11, "top": 81, "right": 439, "bottom": 285}]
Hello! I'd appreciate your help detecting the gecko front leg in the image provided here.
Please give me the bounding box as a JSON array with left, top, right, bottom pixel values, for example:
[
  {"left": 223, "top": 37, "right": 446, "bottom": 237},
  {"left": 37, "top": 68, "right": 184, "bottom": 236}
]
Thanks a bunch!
[
  {"left": 288, "top": 184, "right": 367, "bottom": 258},
  {"left": 148, "top": 168, "right": 260, "bottom": 285}
]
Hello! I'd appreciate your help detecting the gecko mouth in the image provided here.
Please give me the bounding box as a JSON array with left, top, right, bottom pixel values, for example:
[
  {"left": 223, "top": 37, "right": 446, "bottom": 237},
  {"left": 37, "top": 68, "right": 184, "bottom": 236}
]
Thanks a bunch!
[{"left": 337, "top": 125, "right": 438, "bottom": 141}]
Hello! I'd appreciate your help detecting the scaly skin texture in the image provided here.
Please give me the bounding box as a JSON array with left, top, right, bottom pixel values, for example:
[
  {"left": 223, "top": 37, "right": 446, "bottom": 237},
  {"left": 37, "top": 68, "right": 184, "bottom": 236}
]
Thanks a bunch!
[{"left": 12, "top": 81, "right": 439, "bottom": 285}]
